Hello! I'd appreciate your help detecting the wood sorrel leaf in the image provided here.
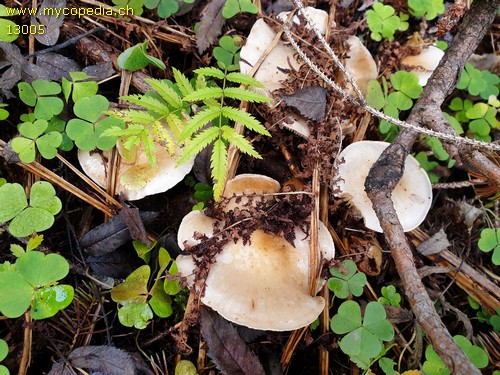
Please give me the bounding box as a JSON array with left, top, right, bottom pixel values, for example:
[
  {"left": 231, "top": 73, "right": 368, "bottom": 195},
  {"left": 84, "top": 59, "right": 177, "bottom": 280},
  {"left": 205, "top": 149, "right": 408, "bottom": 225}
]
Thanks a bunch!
[{"left": 31, "top": 284, "right": 74, "bottom": 319}]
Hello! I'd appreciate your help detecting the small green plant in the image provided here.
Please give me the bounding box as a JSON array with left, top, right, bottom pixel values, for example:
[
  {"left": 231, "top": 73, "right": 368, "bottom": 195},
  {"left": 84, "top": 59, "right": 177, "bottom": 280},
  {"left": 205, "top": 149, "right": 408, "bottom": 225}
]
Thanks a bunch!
[
  {"left": 457, "top": 63, "right": 500, "bottom": 100},
  {"left": 0, "top": 338, "right": 8, "bottom": 375},
  {"left": 0, "top": 236, "right": 74, "bottom": 319},
  {"left": 378, "top": 285, "right": 401, "bottom": 307},
  {"left": 422, "top": 335, "right": 488, "bottom": 374},
  {"left": 331, "top": 300, "right": 395, "bottom": 369},
  {"left": 477, "top": 228, "right": 500, "bottom": 265},
  {"left": 366, "top": 71, "right": 423, "bottom": 139},
  {"left": 18, "top": 80, "right": 64, "bottom": 121},
  {"left": 327, "top": 259, "right": 367, "bottom": 299},
  {"left": 112, "top": 0, "right": 145, "bottom": 16},
  {"left": 0, "top": 181, "right": 62, "bottom": 238},
  {"left": 11, "top": 119, "right": 62, "bottom": 163},
  {"left": 61, "top": 71, "right": 99, "bottom": 103},
  {"left": 467, "top": 296, "right": 500, "bottom": 331},
  {"left": 117, "top": 41, "right": 166, "bottom": 71},
  {"left": 66, "top": 95, "right": 125, "bottom": 151},
  {"left": 366, "top": 2, "right": 408, "bottom": 42},
  {"left": 185, "top": 176, "right": 213, "bottom": 210},
  {"left": 111, "top": 246, "right": 181, "bottom": 329},
  {"left": 176, "top": 69, "right": 270, "bottom": 200},
  {"left": 408, "top": 0, "right": 444, "bottom": 20},
  {"left": 222, "top": 0, "right": 258, "bottom": 19},
  {"left": 0, "top": 104, "right": 8, "bottom": 120},
  {"left": 0, "top": 4, "right": 18, "bottom": 42},
  {"left": 175, "top": 359, "right": 197, "bottom": 375}
]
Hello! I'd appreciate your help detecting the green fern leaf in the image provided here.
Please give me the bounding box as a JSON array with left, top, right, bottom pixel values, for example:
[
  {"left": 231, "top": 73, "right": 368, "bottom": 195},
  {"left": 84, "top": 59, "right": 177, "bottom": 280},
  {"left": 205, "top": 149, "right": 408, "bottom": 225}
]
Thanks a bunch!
[
  {"left": 196, "top": 75, "right": 208, "bottom": 90},
  {"left": 101, "top": 124, "right": 144, "bottom": 138},
  {"left": 153, "top": 122, "right": 176, "bottom": 155},
  {"left": 220, "top": 125, "right": 261, "bottom": 158},
  {"left": 183, "top": 87, "right": 224, "bottom": 102},
  {"left": 178, "top": 106, "right": 222, "bottom": 141},
  {"left": 121, "top": 95, "right": 170, "bottom": 117},
  {"left": 166, "top": 114, "right": 185, "bottom": 140},
  {"left": 211, "top": 138, "right": 228, "bottom": 201},
  {"left": 221, "top": 107, "right": 270, "bottom": 136},
  {"left": 223, "top": 87, "right": 270, "bottom": 103},
  {"left": 140, "top": 130, "right": 157, "bottom": 168},
  {"left": 173, "top": 67, "right": 194, "bottom": 96},
  {"left": 178, "top": 126, "right": 220, "bottom": 165},
  {"left": 195, "top": 67, "right": 225, "bottom": 80},
  {"left": 225, "top": 72, "right": 265, "bottom": 88},
  {"left": 115, "top": 109, "right": 156, "bottom": 125},
  {"left": 146, "top": 78, "right": 183, "bottom": 108}
]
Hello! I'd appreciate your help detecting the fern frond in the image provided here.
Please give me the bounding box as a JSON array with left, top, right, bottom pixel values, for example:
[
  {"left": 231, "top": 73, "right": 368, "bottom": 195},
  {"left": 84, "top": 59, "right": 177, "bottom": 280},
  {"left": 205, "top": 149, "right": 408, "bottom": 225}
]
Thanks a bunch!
[
  {"left": 166, "top": 114, "right": 185, "bottom": 140},
  {"left": 177, "top": 126, "right": 220, "bottom": 165},
  {"left": 178, "top": 106, "right": 222, "bottom": 141},
  {"left": 223, "top": 88, "right": 271, "bottom": 103},
  {"left": 225, "top": 72, "right": 265, "bottom": 88},
  {"left": 221, "top": 107, "right": 271, "bottom": 136},
  {"left": 173, "top": 67, "right": 194, "bottom": 96},
  {"left": 140, "top": 131, "right": 157, "bottom": 169},
  {"left": 211, "top": 138, "right": 228, "bottom": 201},
  {"left": 116, "top": 110, "right": 156, "bottom": 125},
  {"left": 195, "top": 67, "right": 225, "bottom": 80},
  {"left": 183, "top": 87, "right": 224, "bottom": 102},
  {"left": 146, "top": 79, "right": 183, "bottom": 108},
  {"left": 101, "top": 124, "right": 145, "bottom": 138},
  {"left": 220, "top": 126, "right": 261, "bottom": 158},
  {"left": 121, "top": 95, "right": 170, "bottom": 117},
  {"left": 153, "top": 122, "right": 176, "bottom": 155},
  {"left": 196, "top": 75, "right": 208, "bottom": 90}
]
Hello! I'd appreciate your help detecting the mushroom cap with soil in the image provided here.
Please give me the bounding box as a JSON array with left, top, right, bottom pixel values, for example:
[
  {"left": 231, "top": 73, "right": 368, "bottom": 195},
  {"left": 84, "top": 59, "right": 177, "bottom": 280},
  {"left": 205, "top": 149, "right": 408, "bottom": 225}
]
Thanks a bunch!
[
  {"left": 345, "top": 36, "right": 378, "bottom": 95},
  {"left": 176, "top": 174, "right": 335, "bottom": 331},
  {"left": 78, "top": 137, "right": 193, "bottom": 201},
  {"left": 401, "top": 45, "right": 444, "bottom": 86},
  {"left": 334, "top": 141, "right": 432, "bottom": 232}
]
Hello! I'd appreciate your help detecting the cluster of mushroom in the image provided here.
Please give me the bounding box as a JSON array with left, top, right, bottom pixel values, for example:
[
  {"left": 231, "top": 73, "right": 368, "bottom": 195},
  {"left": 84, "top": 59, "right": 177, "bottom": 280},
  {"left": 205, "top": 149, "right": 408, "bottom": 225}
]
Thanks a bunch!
[
  {"left": 176, "top": 174, "right": 335, "bottom": 331},
  {"left": 240, "top": 7, "right": 378, "bottom": 138}
]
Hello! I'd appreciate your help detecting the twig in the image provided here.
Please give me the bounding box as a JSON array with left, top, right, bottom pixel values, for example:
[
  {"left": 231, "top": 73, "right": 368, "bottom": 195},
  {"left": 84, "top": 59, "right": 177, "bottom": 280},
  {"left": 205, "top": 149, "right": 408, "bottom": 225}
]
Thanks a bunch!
[{"left": 363, "top": 0, "right": 499, "bottom": 373}]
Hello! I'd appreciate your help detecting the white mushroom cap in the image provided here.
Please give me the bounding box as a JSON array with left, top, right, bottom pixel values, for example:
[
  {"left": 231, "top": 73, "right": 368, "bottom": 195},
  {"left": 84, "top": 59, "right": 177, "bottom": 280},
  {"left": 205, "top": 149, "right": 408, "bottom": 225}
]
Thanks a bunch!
[
  {"left": 78, "top": 137, "right": 193, "bottom": 200},
  {"left": 345, "top": 36, "right": 378, "bottom": 95},
  {"left": 222, "top": 173, "right": 281, "bottom": 211},
  {"left": 334, "top": 141, "right": 432, "bottom": 232},
  {"left": 239, "top": 7, "right": 329, "bottom": 139},
  {"left": 176, "top": 174, "right": 335, "bottom": 331},
  {"left": 401, "top": 45, "right": 444, "bottom": 86}
]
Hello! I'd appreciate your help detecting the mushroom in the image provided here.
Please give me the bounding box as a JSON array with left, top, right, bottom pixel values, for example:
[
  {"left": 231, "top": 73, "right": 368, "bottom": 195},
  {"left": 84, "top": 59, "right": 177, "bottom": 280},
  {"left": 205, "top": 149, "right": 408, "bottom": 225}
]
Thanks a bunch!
[
  {"left": 78, "top": 136, "right": 193, "bottom": 200},
  {"left": 401, "top": 35, "right": 444, "bottom": 86},
  {"left": 334, "top": 141, "right": 432, "bottom": 232},
  {"left": 176, "top": 174, "right": 335, "bottom": 331},
  {"left": 345, "top": 36, "right": 378, "bottom": 95}
]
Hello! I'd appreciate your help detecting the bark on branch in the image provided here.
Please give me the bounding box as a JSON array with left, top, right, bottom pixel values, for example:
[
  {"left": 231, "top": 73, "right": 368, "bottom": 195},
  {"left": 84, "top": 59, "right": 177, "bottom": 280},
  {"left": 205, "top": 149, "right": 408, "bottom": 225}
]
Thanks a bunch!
[{"left": 365, "top": 0, "right": 499, "bottom": 373}]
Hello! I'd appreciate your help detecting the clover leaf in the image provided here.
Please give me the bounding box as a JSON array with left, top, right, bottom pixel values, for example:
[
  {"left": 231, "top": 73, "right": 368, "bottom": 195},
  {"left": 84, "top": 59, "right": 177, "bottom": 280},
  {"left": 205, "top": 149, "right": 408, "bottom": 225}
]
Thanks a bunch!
[
  {"left": 478, "top": 228, "right": 500, "bottom": 265},
  {"left": 328, "top": 260, "right": 367, "bottom": 299},
  {"left": 408, "top": 0, "right": 444, "bottom": 20},
  {"left": 457, "top": 64, "right": 500, "bottom": 100},
  {"left": 18, "top": 80, "right": 64, "bottom": 120},
  {"left": 0, "top": 103, "right": 8, "bottom": 120},
  {"left": 111, "top": 265, "right": 150, "bottom": 304},
  {"left": 31, "top": 285, "right": 74, "bottom": 320},
  {"left": 378, "top": 285, "right": 401, "bottom": 307},
  {"left": 0, "top": 338, "right": 8, "bottom": 375},
  {"left": 366, "top": 3, "right": 408, "bottom": 42},
  {"left": 0, "top": 181, "right": 62, "bottom": 238},
  {"left": 66, "top": 95, "right": 125, "bottom": 151},
  {"left": 213, "top": 35, "right": 242, "bottom": 71},
  {"left": 0, "top": 4, "right": 19, "bottom": 43},
  {"left": 331, "top": 301, "right": 394, "bottom": 368},
  {"left": 11, "top": 120, "right": 62, "bottom": 163},
  {"left": 423, "top": 335, "right": 488, "bottom": 374},
  {"left": 118, "top": 302, "right": 154, "bottom": 329},
  {"left": 222, "top": 0, "right": 258, "bottom": 19},
  {"left": 61, "top": 71, "right": 98, "bottom": 103},
  {"left": 0, "top": 250, "right": 72, "bottom": 319},
  {"left": 144, "top": 0, "right": 181, "bottom": 18},
  {"left": 388, "top": 71, "right": 422, "bottom": 110}
]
